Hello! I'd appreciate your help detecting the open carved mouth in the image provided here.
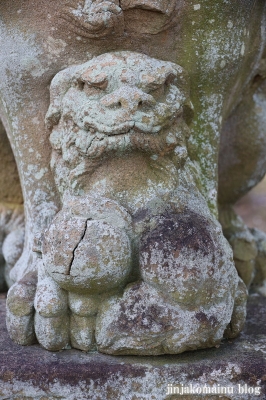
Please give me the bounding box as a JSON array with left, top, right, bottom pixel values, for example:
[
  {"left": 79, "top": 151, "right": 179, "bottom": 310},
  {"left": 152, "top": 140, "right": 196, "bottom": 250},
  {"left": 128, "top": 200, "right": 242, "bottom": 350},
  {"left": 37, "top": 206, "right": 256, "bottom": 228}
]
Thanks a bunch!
[
  {"left": 79, "top": 108, "right": 182, "bottom": 136},
  {"left": 82, "top": 119, "right": 174, "bottom": 136},
  {"left": 76, "top": 122, "right": 182, "bottom": 160}
]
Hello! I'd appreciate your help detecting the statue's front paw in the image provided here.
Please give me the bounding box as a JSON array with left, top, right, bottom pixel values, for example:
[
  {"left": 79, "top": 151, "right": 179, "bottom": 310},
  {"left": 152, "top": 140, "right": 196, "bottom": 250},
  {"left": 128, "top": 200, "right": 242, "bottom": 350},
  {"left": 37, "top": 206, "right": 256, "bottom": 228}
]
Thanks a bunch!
[
  {"left": 34, "top": 272, "right": 102, "bottom": 352},
  {"left": 96, "top": 209, "right": 243, "bottom": 355},
  {"left": 12, "top": 196, "right": 133, "bottom": 352}
]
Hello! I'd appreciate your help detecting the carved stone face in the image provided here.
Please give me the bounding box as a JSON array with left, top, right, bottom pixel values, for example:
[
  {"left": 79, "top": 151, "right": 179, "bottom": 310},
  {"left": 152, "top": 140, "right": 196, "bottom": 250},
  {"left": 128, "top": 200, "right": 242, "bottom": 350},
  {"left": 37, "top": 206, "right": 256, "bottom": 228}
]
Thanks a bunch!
[{"left": 47, "top": 52, "right": 191, "bottom": 167}]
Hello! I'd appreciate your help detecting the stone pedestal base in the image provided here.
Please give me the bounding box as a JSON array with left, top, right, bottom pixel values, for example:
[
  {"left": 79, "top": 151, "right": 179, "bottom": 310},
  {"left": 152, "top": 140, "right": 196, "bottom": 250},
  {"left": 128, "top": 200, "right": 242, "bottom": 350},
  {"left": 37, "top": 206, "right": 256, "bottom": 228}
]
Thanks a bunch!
[{"left": 0, "top": 293, "right": 265, "bottom": 399}]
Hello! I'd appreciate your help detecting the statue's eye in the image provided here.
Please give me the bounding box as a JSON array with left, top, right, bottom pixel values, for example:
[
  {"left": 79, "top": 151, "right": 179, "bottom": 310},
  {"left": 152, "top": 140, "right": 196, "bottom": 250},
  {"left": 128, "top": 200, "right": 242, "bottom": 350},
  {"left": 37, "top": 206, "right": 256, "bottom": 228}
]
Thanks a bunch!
[
  {"left": 150, "top": 73, "right": 177, "bottom": 102},
  {"left": 89, "top": 79, "right": 108, "bottom": 90},
  {"left": 81, "top": 81, "right": 108, "bottom": 97},
  {"left": 84, "top": 79, "right": 108, "bottom": 97},
  {"left": 77, "top": 80, "right": 85, "bottom": 91},
  {"left": 165, "top": 73, "right": 176, "bottom": 86},
  {"left": 85, "top": 82, "right": 101, "bottom": 92},
  {"left": 76, "top": 78, "right": 108, "bottom": 95},
  {"left": 151, "top": 85, "right": 165, "bottom": 102}
]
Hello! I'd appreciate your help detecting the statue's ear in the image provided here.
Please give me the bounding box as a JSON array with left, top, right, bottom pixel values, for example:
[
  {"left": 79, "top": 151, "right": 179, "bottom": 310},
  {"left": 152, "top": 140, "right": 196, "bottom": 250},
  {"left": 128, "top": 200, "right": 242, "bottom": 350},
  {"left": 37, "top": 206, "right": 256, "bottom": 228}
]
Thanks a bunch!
[
  {"left": 45, "top": 65, "right": 81, "bottom": 129},
  {"left": 182, "top": 101, "right": 194, "bottom": 126},
  {"left": 45, "top": 105, "right": 61, "bottom": 130},
  {"left": 173, "top": 65, "right": 189, "bottom": 99},
  {"left": 45, "top": 60, "right": 96, "bottom": 129}
]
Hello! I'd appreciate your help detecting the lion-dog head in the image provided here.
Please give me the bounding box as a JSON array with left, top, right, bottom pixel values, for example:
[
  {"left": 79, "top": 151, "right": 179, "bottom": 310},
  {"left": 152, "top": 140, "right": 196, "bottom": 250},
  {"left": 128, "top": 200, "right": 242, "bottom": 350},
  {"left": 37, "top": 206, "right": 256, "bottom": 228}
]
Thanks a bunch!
[{"left": 46, "top": 51, "right": 192, "bottom": 194}]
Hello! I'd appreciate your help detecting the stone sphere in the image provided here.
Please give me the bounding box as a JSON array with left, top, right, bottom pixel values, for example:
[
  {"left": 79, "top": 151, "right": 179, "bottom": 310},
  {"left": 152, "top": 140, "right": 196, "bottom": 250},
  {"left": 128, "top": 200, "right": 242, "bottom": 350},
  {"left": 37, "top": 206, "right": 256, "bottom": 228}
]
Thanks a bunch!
[
  {"left": 140, "top": 210, "right": 236, "bottom": 306},
  {"left": 42, "top": 209, "right": 132, "bottom": 294}
]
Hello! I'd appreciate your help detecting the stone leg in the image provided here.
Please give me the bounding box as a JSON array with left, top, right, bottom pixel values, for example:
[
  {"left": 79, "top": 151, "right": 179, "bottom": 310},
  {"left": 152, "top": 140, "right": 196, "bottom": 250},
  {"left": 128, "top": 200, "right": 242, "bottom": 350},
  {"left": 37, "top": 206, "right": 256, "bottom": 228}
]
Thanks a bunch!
[
  {"left": 0, "top": 204, "right": 24, "bottom": 290},
  {"left": 7, "top": 195, "right": 133, "bottom": 351},
  {"left": 0, "top": 121, "right": 24, "bottom": 290},
  {"left": 0, "top": 89, "right": 60, "bottom": 347}
]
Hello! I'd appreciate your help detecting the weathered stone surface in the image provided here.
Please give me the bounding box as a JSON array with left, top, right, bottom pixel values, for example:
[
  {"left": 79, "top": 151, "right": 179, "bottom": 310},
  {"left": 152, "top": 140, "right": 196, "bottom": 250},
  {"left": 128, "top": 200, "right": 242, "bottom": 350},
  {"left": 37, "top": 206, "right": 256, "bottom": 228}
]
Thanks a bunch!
[
  {"left": 0, "top": 293, "right": 266, "bottom": 399},
  {"left": 234, "top": 177, "right": 266, "bottom": 233},
  {"left": 1, "top": 0, "right": 266, "bottom": 358}
]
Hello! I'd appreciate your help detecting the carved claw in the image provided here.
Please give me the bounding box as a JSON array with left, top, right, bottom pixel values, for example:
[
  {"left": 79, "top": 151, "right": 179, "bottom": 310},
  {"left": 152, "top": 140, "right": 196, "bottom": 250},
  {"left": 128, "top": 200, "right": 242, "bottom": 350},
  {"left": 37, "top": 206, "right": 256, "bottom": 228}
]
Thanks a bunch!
[
  {"left": 6, "top": 272, "right": 37, "bottom": 345},
  {"left": 69, "top": 292, "right": 100, "bottom": 351}
]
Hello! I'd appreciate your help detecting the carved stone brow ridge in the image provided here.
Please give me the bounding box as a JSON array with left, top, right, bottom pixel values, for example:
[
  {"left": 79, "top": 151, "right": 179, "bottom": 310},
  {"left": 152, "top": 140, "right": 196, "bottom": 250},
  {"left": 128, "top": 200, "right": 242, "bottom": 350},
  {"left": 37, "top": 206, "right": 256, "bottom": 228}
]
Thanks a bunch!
[
  {"left": 59, "top": 0, "right": 177, "bottom": 38},
  {"left": 120, "top": 0, "right": 176, "bottom": 16}
]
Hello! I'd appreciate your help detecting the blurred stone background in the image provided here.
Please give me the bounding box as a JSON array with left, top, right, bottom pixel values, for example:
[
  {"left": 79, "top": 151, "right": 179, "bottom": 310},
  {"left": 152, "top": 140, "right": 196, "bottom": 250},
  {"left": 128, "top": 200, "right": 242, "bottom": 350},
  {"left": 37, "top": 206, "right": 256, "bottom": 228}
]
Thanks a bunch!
[{"left": 234, "top": 177, "right": 266, "bottom": 232}]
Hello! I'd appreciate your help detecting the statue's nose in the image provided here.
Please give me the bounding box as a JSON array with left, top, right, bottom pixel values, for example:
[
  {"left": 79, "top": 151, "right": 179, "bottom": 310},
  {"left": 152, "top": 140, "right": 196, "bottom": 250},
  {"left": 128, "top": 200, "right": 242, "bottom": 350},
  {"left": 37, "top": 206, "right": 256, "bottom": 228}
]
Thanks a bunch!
[{"left": 100, "top": 85, "right": 156, "bottom": 112}]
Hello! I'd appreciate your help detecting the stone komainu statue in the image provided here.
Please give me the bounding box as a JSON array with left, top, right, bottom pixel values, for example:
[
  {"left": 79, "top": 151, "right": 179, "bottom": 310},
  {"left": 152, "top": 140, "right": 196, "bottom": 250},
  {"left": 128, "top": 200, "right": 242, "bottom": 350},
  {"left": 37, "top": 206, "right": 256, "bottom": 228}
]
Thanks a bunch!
[{"left": 0, "top": 0, "right": 266, "bottom": 355}]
